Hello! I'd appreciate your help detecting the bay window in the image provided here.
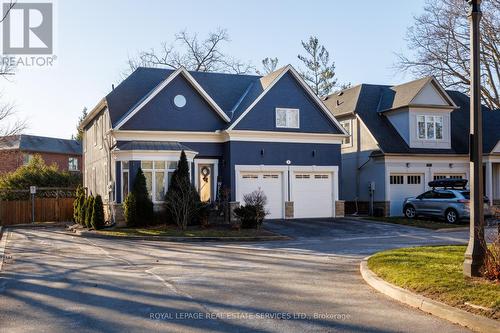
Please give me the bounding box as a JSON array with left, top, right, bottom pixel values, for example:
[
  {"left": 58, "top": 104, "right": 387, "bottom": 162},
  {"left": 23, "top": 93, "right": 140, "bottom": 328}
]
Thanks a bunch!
[
  {"left": 417, "top": 115, "right": 443, "bottom": 140},
  {"left": 140, "top": 160, "right": 179, "bottom": 203}
]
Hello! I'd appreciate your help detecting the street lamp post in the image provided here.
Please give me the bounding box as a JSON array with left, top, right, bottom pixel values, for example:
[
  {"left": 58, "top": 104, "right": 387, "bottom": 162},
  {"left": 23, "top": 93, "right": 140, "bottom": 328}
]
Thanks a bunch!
[{"left": 463, "top": 0, "right": 486, "bottom": 277}]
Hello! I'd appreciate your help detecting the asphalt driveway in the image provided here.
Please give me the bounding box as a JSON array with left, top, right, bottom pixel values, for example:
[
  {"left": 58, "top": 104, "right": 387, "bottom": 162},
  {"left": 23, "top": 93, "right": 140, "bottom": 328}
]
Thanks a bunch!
[{"left": 0, "top": 219, "right": 475, "bottom": 332}]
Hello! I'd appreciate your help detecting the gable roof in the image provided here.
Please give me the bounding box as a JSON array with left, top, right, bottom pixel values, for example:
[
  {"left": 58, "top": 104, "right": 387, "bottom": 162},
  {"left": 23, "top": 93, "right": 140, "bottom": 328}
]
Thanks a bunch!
[
  {"left": 104, "top": 67, "right": 260, "bottom": 128},
  {"left": 0, "top": 134, "right": 82, "bottom": 155},
  {"left": 227, "top": 65, "right": 346, "bottom": 133},
  {"left": 114, "top": 67, "right": 232, "bottom": 129},
  {"left": 325, "top": 78, "right": 500, "bottom": 155},
  {"left": 377, "top": 76, "right": 457, "bottom": 112}
]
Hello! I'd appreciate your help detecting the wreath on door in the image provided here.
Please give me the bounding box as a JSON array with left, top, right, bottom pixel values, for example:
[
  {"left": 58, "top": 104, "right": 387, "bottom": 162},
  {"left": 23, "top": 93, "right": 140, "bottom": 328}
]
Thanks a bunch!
[{"left": 201, "top": 166, "right": 211, "bottom": 182}]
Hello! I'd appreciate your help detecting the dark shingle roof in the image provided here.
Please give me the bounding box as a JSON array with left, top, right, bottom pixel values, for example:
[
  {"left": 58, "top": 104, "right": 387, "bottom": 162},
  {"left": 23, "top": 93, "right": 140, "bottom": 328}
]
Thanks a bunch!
[
  {"left": 115, "top": 141, "right": 194, "bottom": 152},
  {"left": 324, "top": 81, "right": 500, "bottom": 155},
  {"left": 106, "top": 68, "right": 261, "bottom": 127},
  {"left": 0, "top": 134, "right": 81, "bottom": 155}
]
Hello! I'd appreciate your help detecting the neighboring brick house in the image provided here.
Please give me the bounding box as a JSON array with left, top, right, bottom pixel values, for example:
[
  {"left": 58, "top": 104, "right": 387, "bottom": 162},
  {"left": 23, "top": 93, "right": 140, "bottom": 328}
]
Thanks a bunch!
[{"left": 0, "top": 134, "right": 82, "bottom": 174}]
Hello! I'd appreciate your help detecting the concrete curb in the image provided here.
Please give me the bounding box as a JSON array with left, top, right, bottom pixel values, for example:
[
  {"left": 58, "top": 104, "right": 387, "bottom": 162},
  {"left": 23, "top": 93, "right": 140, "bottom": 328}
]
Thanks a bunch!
[
  {"left": 0, "top": 226, "right": 7, "bottom": 272},
  {"left": 360, "top": 257, "right": 499, "bottom": 333},
  {"left": 7, "top": 221, "right": 72, "bottom": 229},
  {"left": 71, "top": 229, "right": 292, "bottom": 243}
]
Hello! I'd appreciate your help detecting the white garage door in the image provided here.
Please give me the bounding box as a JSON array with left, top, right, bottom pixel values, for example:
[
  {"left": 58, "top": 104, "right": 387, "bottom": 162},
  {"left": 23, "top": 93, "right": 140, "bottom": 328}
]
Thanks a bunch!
[
  {"left": 237, "top": 172, "right": 283, "bottom": 219},
  {"left": 389, "top": 174, "right": 425, "bottom": 216},
  {"left": 292, "top": 172, "right": 334, "bottom": 218}
]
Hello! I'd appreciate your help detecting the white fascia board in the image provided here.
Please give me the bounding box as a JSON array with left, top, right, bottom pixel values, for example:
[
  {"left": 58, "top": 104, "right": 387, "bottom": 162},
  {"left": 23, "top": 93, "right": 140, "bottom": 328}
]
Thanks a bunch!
[
  {"left": 224, "top": 130, "right": 344, "bottom": 144},
  {"left": 383, "top": 154, "right": 469, "bottom": 163},
  {"left": 228, "top": 65, "right": 348, "bottom": 135},
  {"left": 410, "top": 77, "right": 458, "bottom": 108},
  {"left": 112, "top": 129, "right": 344, "bottom": 144},
  {"left": 112, "top": 130, "right": 225, "bottom": 143},
  {"left": 112, "top": 149, "right": 198, "bottom": 161},
  {"left": 114, "top": 67, "right": 229, "bottom": 130},
  {"left": 80, "top": 98, "right": 107, "bottom": 130}
]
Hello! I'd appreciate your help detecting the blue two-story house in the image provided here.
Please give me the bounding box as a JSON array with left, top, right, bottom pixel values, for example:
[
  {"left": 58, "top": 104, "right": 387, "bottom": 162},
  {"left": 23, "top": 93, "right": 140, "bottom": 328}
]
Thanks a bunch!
[{"left": 80, "top": 65, "right": 347, "bottom": 223}]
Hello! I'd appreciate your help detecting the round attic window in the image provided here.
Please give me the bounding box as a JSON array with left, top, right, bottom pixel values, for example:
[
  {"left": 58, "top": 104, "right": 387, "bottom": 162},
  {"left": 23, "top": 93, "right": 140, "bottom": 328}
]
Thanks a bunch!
[{"left": 173, "top": 94, "right": 187, "bottom": 108}]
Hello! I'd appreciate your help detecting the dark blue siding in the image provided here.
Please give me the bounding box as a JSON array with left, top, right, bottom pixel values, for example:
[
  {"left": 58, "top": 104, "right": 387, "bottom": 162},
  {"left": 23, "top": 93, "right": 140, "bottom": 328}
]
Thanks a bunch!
[
  {"left": 234, "top": 72, "right": 342, "bottom": 134},
  {"left": 121, "top": 74, "right": 227, "bottom": 131},
  {"left": 129, "top": 161, "right": 141, "bottom": 191},
  {"left": 228, "top": 141, "right": 341, "bottom": 200},
  {"left": 180, "top": 142, "right": 224, "bottom": 158}
]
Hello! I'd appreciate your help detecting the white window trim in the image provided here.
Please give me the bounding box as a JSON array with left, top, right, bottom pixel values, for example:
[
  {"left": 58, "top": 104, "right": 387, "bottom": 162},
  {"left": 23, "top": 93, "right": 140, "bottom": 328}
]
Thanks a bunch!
[
  {"left": 194, "top": 159, "right": 219, "bottom": 201},
  {"left": 340, "top": 119, "right": 353, "bottom": 147},
  {"left": 275, "top": 108, "right": 300, "bottom": 129},
  {"left": 68, "top": 157, "right": 79, "bottom": 171},
  {"left": 121, "top": 162, "right": 129, "bottom": 202},
  {"left": 417, "top": 115, "right": 444, "bottom": 141}
]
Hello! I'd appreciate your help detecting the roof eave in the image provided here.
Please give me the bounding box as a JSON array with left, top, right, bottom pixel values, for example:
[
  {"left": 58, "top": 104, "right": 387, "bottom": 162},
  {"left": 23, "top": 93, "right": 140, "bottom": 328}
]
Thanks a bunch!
[{"left": 79, "top": 98, "right": 107, "bottom": 130}]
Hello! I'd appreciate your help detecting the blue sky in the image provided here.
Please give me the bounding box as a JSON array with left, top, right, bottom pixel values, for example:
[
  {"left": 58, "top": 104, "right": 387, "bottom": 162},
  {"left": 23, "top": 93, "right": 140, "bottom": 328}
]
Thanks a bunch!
[{"left": 1, "top": 0, "right": 426, "bottom": 139}]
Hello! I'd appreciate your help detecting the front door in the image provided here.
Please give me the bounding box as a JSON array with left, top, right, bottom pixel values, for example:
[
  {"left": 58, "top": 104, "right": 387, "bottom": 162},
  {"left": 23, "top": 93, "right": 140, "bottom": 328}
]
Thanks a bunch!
[{"left": 198, "top": 164, "right": 213, "bottom": 202}]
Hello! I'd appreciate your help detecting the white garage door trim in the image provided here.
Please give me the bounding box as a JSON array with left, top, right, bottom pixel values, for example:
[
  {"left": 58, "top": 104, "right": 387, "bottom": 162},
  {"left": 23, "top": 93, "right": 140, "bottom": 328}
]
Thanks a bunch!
[
  {"left": 290, "top": 171, "right": 335, "bottom": 218},
  {"left": 235, "top": 165, "right": 339, "bottom": 219},
  {"left": 235, "top": 165, "right": 288, "bottom": 219},
  {"left": 388, "top": 173, "right": 425, "bottom": 216}
]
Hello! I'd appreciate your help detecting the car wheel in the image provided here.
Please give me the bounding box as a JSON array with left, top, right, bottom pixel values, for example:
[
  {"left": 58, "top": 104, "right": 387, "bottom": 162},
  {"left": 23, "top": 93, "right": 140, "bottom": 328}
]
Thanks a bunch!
[
  {"left": 404, "top": 205, "right": 416, "bottom": 219},
  {"left": 445, "top": 209, "right": 459, "bottom": 224}
]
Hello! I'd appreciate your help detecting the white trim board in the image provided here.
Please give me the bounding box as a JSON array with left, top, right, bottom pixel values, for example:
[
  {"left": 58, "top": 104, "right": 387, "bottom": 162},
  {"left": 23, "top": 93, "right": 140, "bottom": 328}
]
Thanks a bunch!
[
  {"left": 114, "top": 67, "right": 230, "bottom": 130},
  {"left": 224, "top": 130, "right": 344, "bottom": 144},
  {"left": 227, "top": 65, "right": 348, "bottom": 136},
  {"left": 112, "top": 129, "right": 344, "bottom": 145},
  {"left": 112, "top": 149, "right": 198, "bottom": 161},
  {"left": 194, "top": 158, "right": 219, "bottom": 201}
]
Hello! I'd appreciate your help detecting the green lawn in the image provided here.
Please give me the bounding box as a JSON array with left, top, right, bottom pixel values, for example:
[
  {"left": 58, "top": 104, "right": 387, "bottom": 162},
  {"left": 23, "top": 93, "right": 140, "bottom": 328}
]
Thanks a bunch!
[
  {"left": 368, "top": 246, "right": 500, "bottom": 319},
  {"left": 365, "top": 216, "right": 467, "bottom": 230},
  {"left": 96, "top": 225, "right": 278, "bottom": 238}
]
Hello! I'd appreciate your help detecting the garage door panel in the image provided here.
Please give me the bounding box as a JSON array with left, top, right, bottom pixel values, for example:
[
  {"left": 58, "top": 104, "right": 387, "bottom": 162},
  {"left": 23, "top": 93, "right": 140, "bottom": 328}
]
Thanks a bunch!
[
  {"left": 238, "top": 172, "right": 283, "bottom": 219},
  {"left": 389, "top": 173, "right": 424, "bottom": 216},
  {"left": 292, "top": 173, "right": 333, "bottom": 218}
]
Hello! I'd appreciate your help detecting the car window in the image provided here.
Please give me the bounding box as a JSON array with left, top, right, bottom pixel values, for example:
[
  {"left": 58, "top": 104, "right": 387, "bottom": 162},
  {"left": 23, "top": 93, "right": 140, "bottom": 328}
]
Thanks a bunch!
[
  {"left": 460, "top": 191, "right": 470, "bottom": 199},
  {"left": 421, "top": 191, "right": 436, "bottom": 199},
  {"left": 437, "top": 191, "right": 456, "bottom": 199}
]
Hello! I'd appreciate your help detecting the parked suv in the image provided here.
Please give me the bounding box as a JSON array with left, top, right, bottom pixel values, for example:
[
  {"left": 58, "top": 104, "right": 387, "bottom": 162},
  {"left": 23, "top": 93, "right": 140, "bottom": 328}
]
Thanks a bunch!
[{"left": 402, "top": 179, "right": 489, "bottom": 223}]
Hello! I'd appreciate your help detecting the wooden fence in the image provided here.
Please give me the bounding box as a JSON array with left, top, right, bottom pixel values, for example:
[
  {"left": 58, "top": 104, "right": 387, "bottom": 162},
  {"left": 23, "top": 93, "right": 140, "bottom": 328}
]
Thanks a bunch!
[{"left": 0, "top": 188, "right": 76, "bottom": 226}]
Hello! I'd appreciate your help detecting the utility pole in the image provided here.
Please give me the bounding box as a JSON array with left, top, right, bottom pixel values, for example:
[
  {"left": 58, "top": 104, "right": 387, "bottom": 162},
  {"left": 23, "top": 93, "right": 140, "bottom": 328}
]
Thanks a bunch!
[{"left": 463, "top": 0, "right": 486, "bottom": 277}]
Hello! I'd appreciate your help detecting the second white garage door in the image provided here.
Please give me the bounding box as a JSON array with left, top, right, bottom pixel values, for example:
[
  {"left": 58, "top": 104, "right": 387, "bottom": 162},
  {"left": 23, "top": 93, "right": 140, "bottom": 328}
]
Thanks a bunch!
[
  {"left": 237, "top": 172, "right": 284, "bottom": 219},
  {"left": 292, "top": 172, "right": 334, "bottom": 218},
  {"left": 389, "top": 174, "right": 425, "bottom": 216}
]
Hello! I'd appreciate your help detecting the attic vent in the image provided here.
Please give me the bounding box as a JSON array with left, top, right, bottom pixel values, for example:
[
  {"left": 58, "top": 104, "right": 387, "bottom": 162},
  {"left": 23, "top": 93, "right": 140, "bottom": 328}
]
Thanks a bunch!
[
  {"left": 338, "top": 91, "right": 344, "bottom": 96},
  {"left": 336, "top": 100, "right": 342, "bottom": 107}
]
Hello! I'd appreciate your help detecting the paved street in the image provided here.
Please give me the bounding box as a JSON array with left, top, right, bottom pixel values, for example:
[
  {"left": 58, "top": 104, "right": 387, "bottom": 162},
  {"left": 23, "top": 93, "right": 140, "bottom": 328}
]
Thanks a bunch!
[{"left": 0, "top": 219, "right": 476, "bottom": 332}]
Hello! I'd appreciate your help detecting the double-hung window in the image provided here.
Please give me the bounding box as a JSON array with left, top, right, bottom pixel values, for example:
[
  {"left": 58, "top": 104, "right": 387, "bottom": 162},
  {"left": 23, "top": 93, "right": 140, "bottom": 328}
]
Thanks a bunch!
[
  {"left": 275, "top": 108, "right": 299, "bottom": 129},
  {"left": 417, "top": 115, "right": 443, "bottom": 140},
  {"left": 340, "top": 119, "right": 352, "bottom": 146},
  {"left": 68, "top": 157, "right": 78, "bottom": 171},
  {"left": 122, "top": 162, "right": 129, "bottom": 200},
  {"left": 141, "top": 161, "right": 179, "bottom": 203}
]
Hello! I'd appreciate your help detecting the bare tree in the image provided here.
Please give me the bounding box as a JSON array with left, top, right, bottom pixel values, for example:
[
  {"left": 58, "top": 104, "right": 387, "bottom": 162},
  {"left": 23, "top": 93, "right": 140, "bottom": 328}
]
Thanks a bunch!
[
  {"left": 396, "top": 0, "right": 500, "bottom": 109},
  {"left": 0, "top": 98, "right": 26, "bottom": 139},
  {"left": 127, "top": 28, "right": 254, "bottom": 75},
  {"left": 298, "top": 36, "right": 338, "bottom": 97},
  {"left": 257, "top": 57, "right": 280, "bottom": 75}
]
